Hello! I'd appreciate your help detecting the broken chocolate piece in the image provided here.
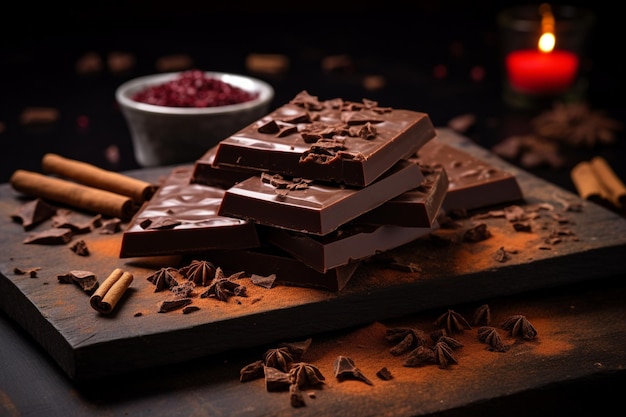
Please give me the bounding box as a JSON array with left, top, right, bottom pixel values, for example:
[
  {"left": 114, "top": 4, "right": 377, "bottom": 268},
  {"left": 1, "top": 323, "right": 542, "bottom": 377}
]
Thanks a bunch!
[
  {"left": 98, "top": 217, "right": 122, "bottom": 234},
  {"left": 376, "top": 367, "right": 393, "bottom": 380},
  {"left": 250, "top": 273, "right": 277, "bottom": 289},
  {"left": 264, "top": 366, "right": 291, "bottom": 392},
  {"left": 57, "top": 270, "right": 99, "bottom": 294},
  {"left": 13, "top": 266, "right": 42, "bottom": 278},
  {"left": 70, "top": 240, "right": 90, "bottom": 256},
  {"left": 333, "top": 355, "right": 373, "bottom": 385},
  {"left": 23, "top": 227, "right": 73, "bottom": 244},
  {"left": 11, "top": 198, "right": 57, "bottom": 230},
  {"left": 157, "top": 298, "right": 192, "bottom": 313},
  {"left": 120, "top": 166, "right": 259, "bottom": 258},
  {"left": 240, "top": 360, "right": 265, "bottom": 382}
]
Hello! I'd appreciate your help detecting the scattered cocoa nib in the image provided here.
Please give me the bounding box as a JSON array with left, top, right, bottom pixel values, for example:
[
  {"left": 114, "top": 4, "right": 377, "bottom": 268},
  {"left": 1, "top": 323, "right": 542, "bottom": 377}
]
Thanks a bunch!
[
  {"left": 462, "top": 223, "right": 491, "bottom": 242},
  {"left": 57, "top": 270, "right": 99, "bottom": 294},
  {"left": 70, "top": 239, "right": 90, "bottom": 256},
  {"left": 23, "top": 227, "right": 73, "bottom": 245},
  {"left": 501, "top": 315, "right": 538, "bottom": 340},
  {"left": 157, "top": 298, "right": 192, "bottom": 313},
  {"left": 477, "top": 326, "right": 508, "bottom": 352},
  {"left": 385, "top": 327, "right": 428, "bottom": 356},
  {"left": 376, "top": 367, "right": 393, "bottom": 380},
  {"left": 473, "top": 304, "right": 491, "bottom": 326},
  {"left": 179, "top": 260, "right": 216, "bottom": 286},
  {"left": 434, "top": 309, "right": 472, "bottom": 334},
  {"left": 98, "top": 218, "right": 122, "bottom": 234},
  {"left": 14, "top": 266, "right": 42, "bottom": 278},
  {"left": 333, "top": 355, "right": 372, "bottom": 385},
  {"left": 11, "top": 198, "right": 57, "bottom": 230}
]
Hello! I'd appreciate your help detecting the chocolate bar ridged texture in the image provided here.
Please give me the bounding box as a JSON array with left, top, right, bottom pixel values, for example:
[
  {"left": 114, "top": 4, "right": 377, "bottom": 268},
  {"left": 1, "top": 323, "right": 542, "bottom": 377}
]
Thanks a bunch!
[
  {"left": 217, "top": 160, "right": 424, "bottom": 236},
  {"left": 211, "top": 91, "right": 436, "bottom": 186},
  {"left": 119, "top": 166, "right": 260, "bottom": 258},
  {"left": 192, "top": 248, "right": 360, "bottom": 292},
  {"left": 353, "top": 165, "right": 449, "bottom": 227},
  {"left": 262, "top": 222, "right": 436, "bottom": 273},
  {"left": 416, "top": 140, "right": 524, "bottom": 212}
]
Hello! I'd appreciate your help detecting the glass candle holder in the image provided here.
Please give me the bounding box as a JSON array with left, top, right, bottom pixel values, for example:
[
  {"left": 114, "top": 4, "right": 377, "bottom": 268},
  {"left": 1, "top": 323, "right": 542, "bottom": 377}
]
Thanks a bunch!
[{"left": 497, "top": 4, "right": 595, "bottom": 109}]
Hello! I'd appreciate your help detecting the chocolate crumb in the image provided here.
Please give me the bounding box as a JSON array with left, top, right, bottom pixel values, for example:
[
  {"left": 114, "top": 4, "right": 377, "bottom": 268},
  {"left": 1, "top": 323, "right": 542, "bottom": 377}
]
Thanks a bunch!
[{"left": 376, "top": 367, "right": 393, "bottom": 380}]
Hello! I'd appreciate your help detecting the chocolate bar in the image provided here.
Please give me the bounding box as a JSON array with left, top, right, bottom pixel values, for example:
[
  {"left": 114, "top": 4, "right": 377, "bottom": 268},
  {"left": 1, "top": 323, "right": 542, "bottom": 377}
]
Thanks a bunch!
[
  {"left": 191, "top": 146, "right": 256, "bottom": 189},
  {"left": 217, "top": 160, "right": 424, "bottom": 236},
  {"left": 194, "top": 247, "right": 361, "bottom": 291},
  {"left": 119, "top": 166, "right": 260, "bottom": 258},
  {"left": 353, "top": 165, "right": 448, "bottom": 227},
  {"left": 262, "top": 222, "right": 436, "bottom": 273},
  {"left": 211, "top": 91, "right": 436, "bottom": 186},
  {"left": 416, "top": 139, "right": 524, "bottom": 212}
]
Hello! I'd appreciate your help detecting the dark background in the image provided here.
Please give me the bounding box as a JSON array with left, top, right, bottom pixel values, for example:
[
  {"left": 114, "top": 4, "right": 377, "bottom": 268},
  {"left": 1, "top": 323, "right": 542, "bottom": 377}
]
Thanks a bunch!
[{"left": 1, "top": 0, "right": 624, "bottom": 193}]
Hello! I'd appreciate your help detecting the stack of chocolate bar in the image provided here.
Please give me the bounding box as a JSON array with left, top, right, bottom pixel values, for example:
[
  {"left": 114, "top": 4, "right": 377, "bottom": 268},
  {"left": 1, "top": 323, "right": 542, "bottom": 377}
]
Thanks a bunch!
[{"left": 119, "top": 91, "right": 523, "bottom": 291}]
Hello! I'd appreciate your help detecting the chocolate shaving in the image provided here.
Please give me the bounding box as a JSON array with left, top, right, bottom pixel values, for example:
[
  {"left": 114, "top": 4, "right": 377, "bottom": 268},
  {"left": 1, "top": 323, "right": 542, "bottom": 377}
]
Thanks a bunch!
[
  {"left": 333, "top": 355, "right": 372, "bottom": 385},
  {"left": 24, "top": 227, "right": 73, "bottom": 244},
  {"left": 70, "top": 239, "right": 90, "bottom": 256},
  {"left": 11, "top": 198, "right": 57, "bottom": 230},
  {"left": 182, "top": 305, "right": 200, "bottom": 314},
  {"left": 157, "top": 298, "right": 192, "bottom": 313},
  {"left": 57, "top": 270, "right": 99, "bottom": 294}
]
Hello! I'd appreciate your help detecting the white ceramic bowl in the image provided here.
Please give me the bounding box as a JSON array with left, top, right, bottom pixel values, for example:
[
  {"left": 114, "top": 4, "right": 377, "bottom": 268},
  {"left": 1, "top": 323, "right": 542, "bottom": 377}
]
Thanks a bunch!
[{"left": 116, "top": 71, "right": 274, "bottom": 167}]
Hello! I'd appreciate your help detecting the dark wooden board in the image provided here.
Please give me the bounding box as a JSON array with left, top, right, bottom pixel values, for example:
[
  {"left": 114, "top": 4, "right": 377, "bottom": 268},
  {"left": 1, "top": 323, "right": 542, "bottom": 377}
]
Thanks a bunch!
[{"left": 2, "top": 128, "right": 626, "bottom": 382}]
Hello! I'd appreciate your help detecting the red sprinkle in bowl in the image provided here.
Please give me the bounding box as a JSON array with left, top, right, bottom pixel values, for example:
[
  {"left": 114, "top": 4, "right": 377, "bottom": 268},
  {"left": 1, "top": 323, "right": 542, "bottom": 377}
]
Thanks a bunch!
[{"left": 116, "top": 71, "right": 274, "bottom": 167}]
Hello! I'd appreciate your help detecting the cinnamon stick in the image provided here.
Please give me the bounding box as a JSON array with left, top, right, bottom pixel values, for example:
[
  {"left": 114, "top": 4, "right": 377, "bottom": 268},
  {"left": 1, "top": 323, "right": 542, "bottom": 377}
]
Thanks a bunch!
[
  {"left": 10, "top": 169, "right": 136, "bottom": 220},
  {"left": 590, "top": 156, "right": 626, "bottom": 208},
  {"left": 90, "top": 268, "right": 134, "bottom": 314},
  {"left": 570, "top": 161, "right": 611, "bottom": 205},
  {"left": 42, "top": 153, "right": 157, "bottom": 204}
]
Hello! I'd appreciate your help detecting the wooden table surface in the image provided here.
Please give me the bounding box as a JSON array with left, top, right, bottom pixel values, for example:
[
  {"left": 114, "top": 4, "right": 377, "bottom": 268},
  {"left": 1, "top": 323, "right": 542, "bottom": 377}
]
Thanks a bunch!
[{"left": 1, "top": 129, "right": 626, "bottom": 416}]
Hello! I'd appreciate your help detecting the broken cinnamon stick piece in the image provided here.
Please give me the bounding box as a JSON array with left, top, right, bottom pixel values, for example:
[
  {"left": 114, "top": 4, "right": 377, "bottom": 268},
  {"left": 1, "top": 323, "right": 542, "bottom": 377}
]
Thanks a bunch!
[
  {"left": 590, "top": 156, "right": 626, "bottom": 209},
  {"left": 90, "top": 268, "right": 134, "bottom": 314},
  {"left": 570, "top": 161, "right": 612, "bottom": 207},
  {"left": 10, "top": 169, "right": 136, "bottom": 220},
  {"left": 42, "top": 153, "right": 157, "bottom": 204}
]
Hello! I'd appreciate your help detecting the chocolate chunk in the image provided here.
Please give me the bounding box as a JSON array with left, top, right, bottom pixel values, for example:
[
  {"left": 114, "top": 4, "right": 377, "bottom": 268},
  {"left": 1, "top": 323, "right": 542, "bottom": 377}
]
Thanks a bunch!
[
  {"left": 119, "top": 166, "right": 260, "bottom": 258},
  {"left": 218, "top": 160, "right": 425, "bottom": 236},
  {"left": 70, "top": 239, "right": 90, "bottom": 256},
  {"left": 57, "top": 270, "right": 99, "bottom": 294},
  {"left": 11, "top": 198, "right": 57, "bottom": 230},
  {"left": 157, "top": 298, "right": 192, "bottom": 313},
  {"left": 23, "top": 227, "right": 73, "bottom": 244}
]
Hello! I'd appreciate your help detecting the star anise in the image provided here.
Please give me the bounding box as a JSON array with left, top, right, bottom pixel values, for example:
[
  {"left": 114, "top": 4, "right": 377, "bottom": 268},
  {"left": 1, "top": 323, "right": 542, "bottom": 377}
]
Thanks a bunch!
[
  {"left": 288, "top": 362, "right": 325, "bottom": 388},
  {"left": 385, "top": 327, "right": 428, "bottom": 356},
  {"left": 434, "top": 309, "right": 472, "bottom": 334},
  {"left": 263, "top": 347, "right": 294, "bottom": 372},
  {"left": 433, "top": 340, "right": 458, "bottom": 369},
  {"left": 199, "top": 267, "right": 246, "bottom": 301},
  {"left": 477, "top": 326, "right": 508, "bottom": 352},
  {"left": 473, "top": 304, "right": 491, "bottom": 326},
  {"left": 146, "top": 267, "right": 181, "bottom": 292},
  {"left": 501, "top": 315, "right": 538, "bottom": 340},
  {"left": 436, "top": 335, "right": 464, "bottom": 349},
  {"left": 178, "top": 259, "right": 216, "bottom": 286},
  {"left": 532, "top": 101, "right": 623, "bottom": 148},
  {"left": 403, "top": 345, "right": 436, "bottom": 367}
]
